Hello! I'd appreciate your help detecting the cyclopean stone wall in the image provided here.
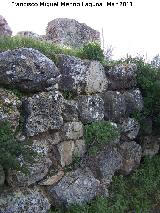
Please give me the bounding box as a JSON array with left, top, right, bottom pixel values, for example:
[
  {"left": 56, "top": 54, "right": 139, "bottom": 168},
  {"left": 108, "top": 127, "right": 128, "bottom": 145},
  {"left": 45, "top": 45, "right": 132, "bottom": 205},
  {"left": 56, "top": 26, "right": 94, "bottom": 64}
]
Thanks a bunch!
[{"left": 0, "top": 47, "right": 150, "bottom": 212}]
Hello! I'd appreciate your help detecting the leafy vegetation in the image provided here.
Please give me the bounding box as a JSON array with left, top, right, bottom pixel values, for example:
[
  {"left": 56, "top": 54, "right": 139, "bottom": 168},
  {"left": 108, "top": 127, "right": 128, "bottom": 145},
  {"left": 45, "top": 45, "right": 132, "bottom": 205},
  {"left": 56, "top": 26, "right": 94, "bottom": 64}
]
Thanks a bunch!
[
  {"left": 49, "top": 155, "right": 160, "bottom": 213},
  {"left": 84, "top": 121, "right": 120, "bottom": 155},
  {"left": 0, "top": 36, "right": 104, "bottom": 62},
  {"left": 0, "top": 121, "right": 35, "bottom": 174},
  {"left": 79, "top": 42, "right": 105, "bottom": 62}
]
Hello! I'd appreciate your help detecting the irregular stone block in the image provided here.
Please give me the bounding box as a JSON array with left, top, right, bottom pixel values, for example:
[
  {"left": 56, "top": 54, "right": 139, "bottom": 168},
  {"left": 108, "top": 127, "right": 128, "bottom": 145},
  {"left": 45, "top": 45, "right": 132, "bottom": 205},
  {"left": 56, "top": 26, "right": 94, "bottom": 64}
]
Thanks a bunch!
[
  {"left": 120, "top": 118, "right": 140, "bottom": 140},
  {"left": 16, "top": 31, "right": 42, "bottom": 39},
  {"left": 105, "top": 63, "right": 137, "bottom": 90},
  {"left": 39, "top": 170, "right": 64, "bottom": 186},
  {"left": 0, "top": 48, "right": 61, "bottom": 92},
  {"left": 124, "top": 89, "right": 143, "bottom": 115},
  {"left": 62, "top": 99, "right": 79, "bottom": 121},
  {"left": 57, "top": 54, "right": 108, "bottom": 95},
  {"left": 0, "top": 88, "right": 21, "bottom": 131},
  {"left": 74, "top": 139, "right": 86, "bottom": 157},
  {"left": 103, "top": 91, "right": 126, "bottom": 122},
  {"left": 118, "top": 141, "right": 142, "bottom": 175},
  {"left": 7, "top": 136, "right": 52, "bottom": 186},
  {"left": 0, "top": 15, "right": 12, "bottom": 36},
  {"left": 57, "top": 140, "right": 75, "bottom": 167},
  {"left": 0, "top": 187, "right": 51, "bottom": 213},
  {"left": 62, "top": 122, "right": 83, "bottom": 140},
  {"left": 46, "top": 18, "right": 100, "bottom": 48},
  {"left": 23, "top": 91, "right": 63, "bottom": 136},
  {"left": 48, "top": 168, "right": 101, "bottom": 206},
  {"left": 86, "top": 146, "right": 122, "bottom": 185},
  {"left": 78, "top": 95, "right": 104, "bottom": 123},
  {"left": 140, "top": 136, "right": 160, "bottom": 157}
]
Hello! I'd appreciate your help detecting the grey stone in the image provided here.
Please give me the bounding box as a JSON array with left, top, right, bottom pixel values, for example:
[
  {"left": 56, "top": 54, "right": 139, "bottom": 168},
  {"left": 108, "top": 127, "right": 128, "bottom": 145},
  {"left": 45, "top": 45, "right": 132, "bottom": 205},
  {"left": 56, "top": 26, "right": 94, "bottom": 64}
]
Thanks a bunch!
[
  {"left": 0, "top": 15, "right": 12, "bottom": 36},
  {"left": 118, "top": 141, "right": 142, "bottom": 175},
  {"left": 103, "top": 91, "right": 126, "bottom": 122},
  {"left": 0, "top": 165, "right": 5, "bottom": 186},
  {"left": 74, "top": 139, "right": 86, "bottom": 157},
  {"left": 0, "top": 187, "right": 51, "bottom": 213},
  {"left": 0, "top": 88, "right": 21, "bottom": 131},
  {"left": 0, "top": 48, "right": 61, "bottom": 92},
  {"left": 48, "top": 168, "right": 101, "bottom": 206},
  {"left": 140, "top": 136, "right": 160, "bottom": 157},
  {"left": 62, "top": 99, "right": 79, "bottom": 121},
  {"left": 120, "top": 118, "right": 140, "bottom": 140},
  {"left": 46, "top": 18, "right": 100, "bottom": 48},
  {"left": 86, "top": 146, "right": 122, "bottom": 185},
  {"left": 56, "top": 140, "right": 75, "bottom": 167},
  {"left": 124, "top": 89, "right": 143, "bottom": 115},
  {"left": 78, "top": 95, "right": 104, "bottom": 123},
  {"left": 23, "top": 91, "right": 63, "bottom": 136},
  {"left": 62, "top": 122, "right": 83, "bottom": 140},
  {"left": 57, "top": 54, "right": 108, "bottom": 95},
  {"left": 105, "top": 63, "right": 137, "bottom": 90},
  {"left": 16, "top": 31, "right": 42, "bottom": 39},
  {"left": 7, "top": 136, "right": 52, "bottom": 186}
]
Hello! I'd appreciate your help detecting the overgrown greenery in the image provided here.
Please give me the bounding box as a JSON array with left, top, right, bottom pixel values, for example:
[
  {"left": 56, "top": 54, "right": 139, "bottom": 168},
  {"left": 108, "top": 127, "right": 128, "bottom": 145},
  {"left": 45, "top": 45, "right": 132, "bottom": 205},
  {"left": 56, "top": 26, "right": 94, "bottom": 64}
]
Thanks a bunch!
[
  {"left": 84, "top": 121, "right": 120, "bottom": 155},
  {"left": 0, "top": 36, "right": 104, "bottom": 63},
  {"left": 49, "top": 155, "right": 160, "bottom": 213},
  {"left": 0, "top": 121, "right": 35, "bottom": 174},
  {"left": 79, "top": 42, "right": 105, "bottom": 62}
]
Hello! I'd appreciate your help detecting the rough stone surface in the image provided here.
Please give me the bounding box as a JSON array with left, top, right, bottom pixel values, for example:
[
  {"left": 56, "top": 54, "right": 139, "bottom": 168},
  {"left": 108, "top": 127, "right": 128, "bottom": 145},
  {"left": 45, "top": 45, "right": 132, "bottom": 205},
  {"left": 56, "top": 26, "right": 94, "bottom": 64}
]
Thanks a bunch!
[
  {"left": 0, "top": 48, "right": 61, "bottom": 92},
  {"left": 78, "top": 95, "right": 104, "bottom": 123},
  {"left": 0, "top": 88, "right": 21, "bottom": 131},
  {"left": 140, "top": 136, "right": 160, "bottom": 157},
  {"left": 103, "top": 91, "right": 126, "bottom": 122},
  {"left": 39, "top": 171, "right": 64, "bottom": 186},
  {"left": 124, "top": 89, "right": 143, "bottom": 115},
  {"left": 57, "top": 140, "right": 75, "bottom": 167},
  {"left": 105, "top": 63, "right": 137, "bottom": 90},
  {"left": 0, "top": 15, "right": 12, "bottom": 36},
  {"left": 0, "top": 187, "right": 51, "bottom": 213},
  {"left": 16, "top": 31, "right": 42, "bottom": 39},
  {"left": 62, "top": 122, "right": 83, "bottom": 140},
  {"left": 7, "top": 136, "right": 52, "bottom": 186},
  {"left": 120, "top": 118, "right": 140, "bottom": 140},
  {"left": 57, "top": 54, "right": 108, "bottom": 95},
  {"left": 23, "top": 91, "right": 63, "bottom": 136},
  {"left": 86, "top": 146, "right": 122, "bottom": 185},
  {"left": 46, "top": 18, "right": 100, "bottom": 48},
  {"left": 0, "top": 165, "right": 5, "bottom": 186},
  {"left": 48, "top": 168, "right": 101, "bottom": 206},
  {"left": 62, "top": 99, "right": 79, "bottom": 121},
  {"left": 118, "top": 141, "right": 142, "bottom": 175},
  {"left": 74, "top": 140, "right": 86, "bottom": 157}
]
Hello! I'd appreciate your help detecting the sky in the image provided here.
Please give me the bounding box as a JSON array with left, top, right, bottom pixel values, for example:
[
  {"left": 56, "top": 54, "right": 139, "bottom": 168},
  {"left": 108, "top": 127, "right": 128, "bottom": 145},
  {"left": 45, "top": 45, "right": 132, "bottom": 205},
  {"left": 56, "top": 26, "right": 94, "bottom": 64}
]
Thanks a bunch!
[{"left": 0, "top": 0, "right": 160, "bottom": 60}]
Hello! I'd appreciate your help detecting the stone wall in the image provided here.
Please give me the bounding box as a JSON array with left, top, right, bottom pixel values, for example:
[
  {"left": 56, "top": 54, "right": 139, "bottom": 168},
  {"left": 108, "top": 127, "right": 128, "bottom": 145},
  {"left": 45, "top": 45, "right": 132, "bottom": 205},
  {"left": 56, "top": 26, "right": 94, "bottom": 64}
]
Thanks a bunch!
[{"left": 0, "top": 18, "right": 159, "bottom": 213}]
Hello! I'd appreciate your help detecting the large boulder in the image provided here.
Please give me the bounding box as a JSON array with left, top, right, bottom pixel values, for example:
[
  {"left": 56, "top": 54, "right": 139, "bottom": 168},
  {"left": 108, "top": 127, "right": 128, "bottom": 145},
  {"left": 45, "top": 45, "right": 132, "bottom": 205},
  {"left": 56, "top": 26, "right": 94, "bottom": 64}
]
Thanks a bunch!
[
  {"left": 16, "top": 31, "right": 42, "bottom": 39},
  {"left": 118, "top": 141, "right": 142, "bottom": 175},
  {"left": 0, "top": 88, "right": 21, "bottom": 131},
  {"left": 0, "top": 48, "right": 61, "bottom": 92},
  {"left": 46, "top": 18, "right": 100, "bottom": 48},
  {"left": 48, "top": 168, "right": 101, "bottom": 207},
  {"left": 78, "top": 95, "right": 104, "bottom": 123},
  {"left": 7, "top": 135, "right": 52, "bottom": 186},
  {"left": 103, "top": 91, "right": 126, "bottom": 122},
  {"left": 124, "top": 89, "right": 143, "bottom": 115},
  {"left": 86, "top": 146, "right": 122, "bottom": 185},
  {"left": 57, "top": 54, "right": 108, "bottom": 95},
  {"left": 0, "top": 15, "right": 12, "bottom": 36},
  {"left": 105, "top": 63, "right": 137, "bottom": 90},
  {"left": 0, "top": 187, "right": 51, "bottom": 213},
  {"left": 23, "top": 91, "right": 63, "bottom": 136}
]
